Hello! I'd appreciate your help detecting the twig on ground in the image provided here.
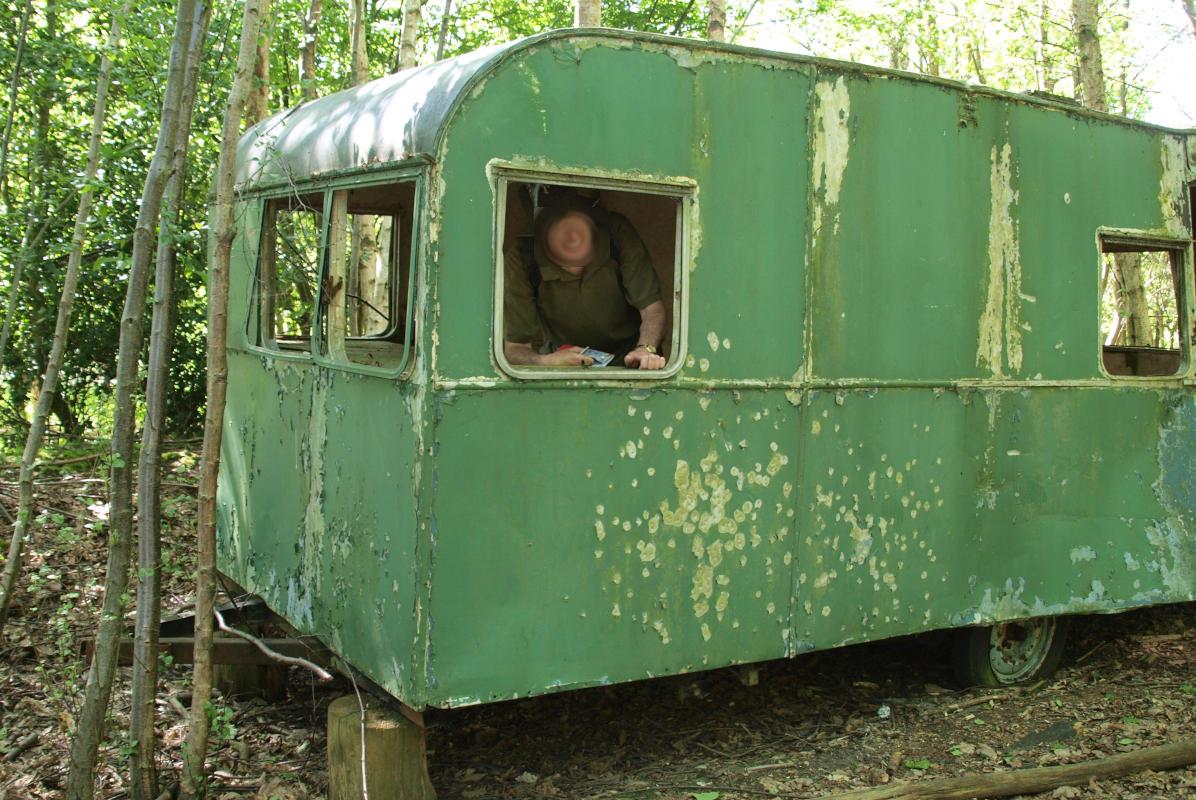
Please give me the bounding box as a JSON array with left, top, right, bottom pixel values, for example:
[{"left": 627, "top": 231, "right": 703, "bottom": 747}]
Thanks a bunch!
[{"left": 810, "top": 737, "right": 1196, "bottom": 799}]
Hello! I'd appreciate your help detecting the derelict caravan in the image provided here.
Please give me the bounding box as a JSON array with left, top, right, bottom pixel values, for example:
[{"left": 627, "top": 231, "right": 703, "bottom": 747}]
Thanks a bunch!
[{"left": 221, "top": 27, "right": 1196, "bottom": 740}]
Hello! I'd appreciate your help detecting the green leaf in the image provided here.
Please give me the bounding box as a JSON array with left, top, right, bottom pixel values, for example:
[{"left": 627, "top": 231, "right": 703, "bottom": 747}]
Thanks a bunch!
[
  {"left": 693, "top": 793, "right": 721, "bottom": 800},
  {"left": 904, "top": 758, "right": 931, "bottom": 770},
  {"left": 112, "top": 454, "right": 126, "bottom": 469},
  {"left": 1118, "top": 737, "right": 1136, "bottom": 745}
]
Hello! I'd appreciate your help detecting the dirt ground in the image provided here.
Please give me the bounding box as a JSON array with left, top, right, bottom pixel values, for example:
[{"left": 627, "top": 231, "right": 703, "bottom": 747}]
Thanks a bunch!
[{"left": 1, "top": 451, "right": 1195, "bottom": 799}]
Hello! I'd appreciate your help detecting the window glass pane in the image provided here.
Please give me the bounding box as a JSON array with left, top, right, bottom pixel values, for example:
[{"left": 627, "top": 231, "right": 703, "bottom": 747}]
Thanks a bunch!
[
  {"left": 1100, "top": 243, "right": 1183, "bottom": 377},
  {"left": 261, "top": 192, "right": 323, "bottom": 348},
  {"left": 325, "top": 180, "right": 416, "bottom": 368}
]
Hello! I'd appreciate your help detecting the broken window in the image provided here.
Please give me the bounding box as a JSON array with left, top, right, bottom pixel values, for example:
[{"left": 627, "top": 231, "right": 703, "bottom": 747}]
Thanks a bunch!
[
  {"left": 259, "top": 191, "right": 324, "bottom": 350},
  {"left": 495, "top": 174, "right": 689, "bottom": 377},
  {"left": 322, "top": 180, "right": 417, "bottom": 369},
  {"left": 1099, "top": 237, "right": 1187, "bottom": 377}
]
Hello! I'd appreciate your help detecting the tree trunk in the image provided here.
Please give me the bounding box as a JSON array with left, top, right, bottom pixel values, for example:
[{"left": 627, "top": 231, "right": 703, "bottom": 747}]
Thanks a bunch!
[
  {"left": 1113, "top": 252, "right": 1151, "bottom": 346},
  {"left": 1072, "top": 0, "right": 1106, "bottom": 111},
  {"left": 179, "top": 1, "right": 266, "bottom": 795},
  {"left": 0, "top": 0, "right": 127, "bottom": 640},
  {"left": 128, "top": 5, "right": 210, "bottom": 799},
  {"left": 0, "top": 0, "right": 32, "bottom": 210},
  {"left": 1181, "top": 0, "right": 1196, "bottom": 37},
  {"left": 65, "top": 2, "right": 197, "bottom": 797},
  {"left": 1071, "top": 0, "right": 1148, "bottom": 346},
  {"left": 435, "top": 0, "right": 452, "bottom": 61},
  {"left": 300, "top": 0, "right": 323, "bottom": 100},
  {"left": 0, "top": 0, "right": 52, "bottom": 364},
  {"left": 707, "top": 0, "right": 725, "bottom": 41},
  {"left": 351, "top": 0, "right": 369, "bottom": 83},
  {"left": 397, "top": 0, "right": 421, "bottom": 71},
  {"left": 246, "top": 0, "right": 271, "bottom": 125},
  {"left": 575, "top": 0, "right": 600, "bottom": 27}
]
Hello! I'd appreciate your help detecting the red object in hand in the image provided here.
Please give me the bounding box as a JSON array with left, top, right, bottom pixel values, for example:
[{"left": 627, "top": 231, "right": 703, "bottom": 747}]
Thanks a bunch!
[{"left": 556, "top": 344, "right": 578, "bottom": 351}]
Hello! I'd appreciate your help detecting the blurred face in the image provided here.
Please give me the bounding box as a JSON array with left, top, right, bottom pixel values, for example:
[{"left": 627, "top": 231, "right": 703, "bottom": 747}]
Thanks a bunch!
[{"left": 545, "top": 211, "right": 594, "bottom": 269}]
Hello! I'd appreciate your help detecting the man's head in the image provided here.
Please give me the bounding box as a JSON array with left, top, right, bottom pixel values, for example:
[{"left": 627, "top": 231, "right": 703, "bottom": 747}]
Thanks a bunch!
[
  {"left": 535, "top": 188, "right": 601, "bottom": 269},
  {"left": 545, "top": 211, "right": 595, "bottom": 268}
]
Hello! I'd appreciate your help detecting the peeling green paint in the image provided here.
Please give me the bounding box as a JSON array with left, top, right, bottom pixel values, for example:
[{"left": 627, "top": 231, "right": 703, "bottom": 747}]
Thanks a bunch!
[{"left": 219, "top": 31, "right": 1196, "bottom": 712}]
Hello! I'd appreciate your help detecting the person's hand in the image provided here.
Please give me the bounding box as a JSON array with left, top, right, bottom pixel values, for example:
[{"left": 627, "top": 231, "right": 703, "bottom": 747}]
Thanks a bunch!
[
  {"left": 540, "top": 346, "right": 594, "bottom": 367},
  {"left": 625, "top": 348, "right": 666, "bottom": 370}
]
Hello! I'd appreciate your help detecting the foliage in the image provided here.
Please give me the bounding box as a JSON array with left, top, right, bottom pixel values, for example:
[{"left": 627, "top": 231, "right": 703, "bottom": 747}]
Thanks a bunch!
[{"left": 778, "top": 0, "right": 1153, "bottom": 115}]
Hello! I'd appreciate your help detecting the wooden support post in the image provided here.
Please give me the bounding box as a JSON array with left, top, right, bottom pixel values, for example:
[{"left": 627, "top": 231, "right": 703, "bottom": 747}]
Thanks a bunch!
[
  {"left": 328, "top": 694, "right": 436, "bottom": 800},
  {"left": 736, "top": 666, "right": 760, "bottom": 687}
]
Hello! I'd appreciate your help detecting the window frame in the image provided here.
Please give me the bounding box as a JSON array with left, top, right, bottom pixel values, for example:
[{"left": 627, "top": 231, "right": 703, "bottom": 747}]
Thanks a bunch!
[
  {"left": 490, "top": 162, "right": 695, "bottom": 381},
  {"left": 253, "top": 190, "right": 327, "bottom": 358},
  {"left": 1095, "top": 228, "right": 1194, "bottom": 381},
  {"left": 246, "top": 166, "right": 423, "bottom": 379}
]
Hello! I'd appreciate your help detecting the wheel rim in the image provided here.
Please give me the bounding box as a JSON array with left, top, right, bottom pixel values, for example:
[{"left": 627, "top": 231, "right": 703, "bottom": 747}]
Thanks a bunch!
[{"left": 987, "top": 617, "right": 1057, "bottom": 684}]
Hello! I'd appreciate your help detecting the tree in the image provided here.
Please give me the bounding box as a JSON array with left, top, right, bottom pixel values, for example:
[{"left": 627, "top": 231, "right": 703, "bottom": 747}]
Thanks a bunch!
[
  {"left": 247, "top": 0, "right": 272, "bottom": 125},
  {"left": 0, "top": 0, "right": 130, "bottom": 641},
  {"left": 576, "top": 0, "right": 601, "bottom": 27},
  {"left": 179, "top": 1, "right": 267, "bottom": 795},
  {"left": 708, "top": 0, "right": 725, "bottom": 41},
  {"left": 129, "top": 5, "right": 212, "bottom": 797},
  {"left": 398, "top": 0, "right": 422, "bottom": 70},
  {"left": 67, "top": 1, "right": 201, "bottom": 795},
  {"left": 1180, "top": 0, "right": 1195, "bottom": 37},
  {"left": 300, "top": 0, "right": 323, "bottom": 100}
]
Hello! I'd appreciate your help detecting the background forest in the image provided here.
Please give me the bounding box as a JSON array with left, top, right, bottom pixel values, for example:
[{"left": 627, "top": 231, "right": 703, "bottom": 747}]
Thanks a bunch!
[
  {"left": 0, "top": 1, "right": 1193, "bottom": 799},
  {"left": 0, "top": 0, "right": 1191, "bottom": 444}
]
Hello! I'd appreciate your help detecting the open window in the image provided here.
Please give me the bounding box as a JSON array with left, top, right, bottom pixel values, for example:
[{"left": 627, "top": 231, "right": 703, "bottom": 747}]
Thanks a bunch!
[
  {"left": 1099, "top": 235, "right": 1188, "bottom": 377},
  {"left": 494, "top": 170, "right": 691, "bottom": 379},
  {"left": 259, "top": 191, "right": 324, "bottom": 351},
  {"left": 321, "top": 180, "right": 417, "bottom": 370}
]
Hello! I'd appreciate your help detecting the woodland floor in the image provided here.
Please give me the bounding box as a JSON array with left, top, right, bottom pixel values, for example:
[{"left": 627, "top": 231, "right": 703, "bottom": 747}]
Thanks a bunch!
[{"left": 1, "top": 449, "right": 1195, "bottom": 800}]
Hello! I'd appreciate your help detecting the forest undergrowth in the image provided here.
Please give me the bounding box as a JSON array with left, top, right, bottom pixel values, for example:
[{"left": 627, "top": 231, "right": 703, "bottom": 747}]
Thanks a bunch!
[{"left": 0, "top": 447, "right": 1194, "bottom": 800}]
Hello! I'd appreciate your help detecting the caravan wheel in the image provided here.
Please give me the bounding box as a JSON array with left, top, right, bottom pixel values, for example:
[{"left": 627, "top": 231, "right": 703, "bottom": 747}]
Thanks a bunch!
[{"left": 952, "top": 616, "right": 1069, "bottom": 688}]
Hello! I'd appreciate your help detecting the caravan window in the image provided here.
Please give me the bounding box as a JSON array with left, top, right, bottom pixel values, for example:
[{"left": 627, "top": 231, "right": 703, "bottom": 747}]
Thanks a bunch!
[
  {"left": 495, "top": 175, "right": 689, "bottom": 379},
  {"left": 1099, "top": 237, "right": 1187, "bottom": 377},
  {"left": 322, "top": 180, "right": 417, "bottom": 369},
  {"left": 259, "top": 192, "right": 324, "bottom": 350}
]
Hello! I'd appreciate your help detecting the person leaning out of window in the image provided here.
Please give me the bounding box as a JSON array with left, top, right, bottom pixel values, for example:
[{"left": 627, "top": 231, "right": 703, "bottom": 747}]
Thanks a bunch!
[{"left": 503, "top": 188, "right": 667, "bottom": 370}]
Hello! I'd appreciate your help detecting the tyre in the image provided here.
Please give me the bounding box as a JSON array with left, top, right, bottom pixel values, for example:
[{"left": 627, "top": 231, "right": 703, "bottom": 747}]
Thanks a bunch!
[{"left": 952, "top": 616, "right": 1069, "bottom": 688}]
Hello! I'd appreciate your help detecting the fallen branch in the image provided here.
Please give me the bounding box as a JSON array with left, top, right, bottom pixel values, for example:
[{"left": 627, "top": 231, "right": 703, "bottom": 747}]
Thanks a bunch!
[
  {"left": 2, "top": 730, "right": 39, "bottom": 761},
  {"left": 812, "top": 738, "right": 1196, "bottom": 799},
  {"left": 213, "top": 607, "right": 333, "bottom": 681}
]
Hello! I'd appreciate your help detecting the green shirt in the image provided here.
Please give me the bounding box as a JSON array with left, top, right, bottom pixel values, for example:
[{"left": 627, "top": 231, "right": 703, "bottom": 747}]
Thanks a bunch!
[{"left": 503, "top": 212, "right": 662, "bottom": 359}]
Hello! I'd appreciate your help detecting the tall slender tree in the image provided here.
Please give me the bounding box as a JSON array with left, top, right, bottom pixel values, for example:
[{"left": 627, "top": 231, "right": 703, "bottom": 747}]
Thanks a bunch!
[
  {"left": 180, "top": 1, "right": 267, "bottom": 795},
  {"left": 129, "top": 5, "right": 212, "bottom": 798},
  {"left": 1181, "top": 0, "right": 1196, "bottom": 37},
  {"left": 436, "top": 0, "right": 454, "bottom": 60},
  {"left": 66, "top": 2, "right": 200, "bottom": 796},
  {"left": 0, "top": 0, "right": 32, "bottom": 210},
  {"left": 300, "top": 0, "right": 323, "bottom": 100},
  {"left": 707, "top": 0, "right": 725, "bottom": 41},
  {"left": 576, "top": 0, "right": 601, "bottom": 27},
  {"left": 1072, "top": 0, "right": 1150, "bottom": 346},
  {"left": 247, "top": 0, "right": 272, "bottom": 125},
  {"left": 397, "top": 0, "right": 422, "bottom": 70},
  {"left": 0, "top": 0, "right": 129, "bottom": 640}
]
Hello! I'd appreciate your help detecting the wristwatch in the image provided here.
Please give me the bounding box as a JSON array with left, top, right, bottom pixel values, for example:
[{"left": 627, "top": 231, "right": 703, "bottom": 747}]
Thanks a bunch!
[{"left": 635, "top": 344, "right": 658, "bottom": 355}]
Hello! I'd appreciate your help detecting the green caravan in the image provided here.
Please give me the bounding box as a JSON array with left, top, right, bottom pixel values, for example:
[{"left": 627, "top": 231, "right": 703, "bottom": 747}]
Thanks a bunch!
[{"left": 219, "top": 29, "right": 1196, "bottom": 712}]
